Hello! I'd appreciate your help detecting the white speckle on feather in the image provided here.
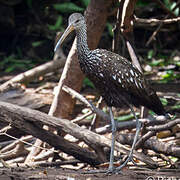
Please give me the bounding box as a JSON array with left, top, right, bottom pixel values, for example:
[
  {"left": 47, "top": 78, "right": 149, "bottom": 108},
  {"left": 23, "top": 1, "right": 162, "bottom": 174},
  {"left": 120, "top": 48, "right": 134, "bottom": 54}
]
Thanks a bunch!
[
  {"left": 135, "top": 72, "right": 139, "bottom": 77},
  {"left": 130, "top": 69, "right": 134, "bottom": 76},
  {"left": 112, "top": 75, "right": 116, "bottom": 80},
  {"left": 135, "top": 80, "right": 139, "bottom": 88},
  {"left": 118, "top": 78, "right": 121, "bottom": 83},
  {"left": 130, "top": 77, "right": 134, "bottom": 82},
  {"left": 99, "top": 73, "right": 104, "bottom": 77},
  {"left": 139, "top": 82, "right": 143, "bottom": 88},
  {"left": 96, "top": 53, "right": 102, "bottom": 57}
]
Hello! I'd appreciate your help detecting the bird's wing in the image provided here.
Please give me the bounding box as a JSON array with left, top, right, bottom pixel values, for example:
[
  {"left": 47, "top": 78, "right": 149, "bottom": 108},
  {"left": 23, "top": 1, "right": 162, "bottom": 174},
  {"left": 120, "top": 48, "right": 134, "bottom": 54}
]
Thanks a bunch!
[{"left": 96, "top": 49, "right": 146, "bottom": 93}]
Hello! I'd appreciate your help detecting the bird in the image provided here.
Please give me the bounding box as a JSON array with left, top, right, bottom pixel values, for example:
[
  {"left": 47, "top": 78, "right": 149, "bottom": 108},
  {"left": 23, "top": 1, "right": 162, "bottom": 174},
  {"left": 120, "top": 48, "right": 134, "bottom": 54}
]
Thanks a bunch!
[{"left": 54, "top": 13, "right": 167, "bottom": 173}]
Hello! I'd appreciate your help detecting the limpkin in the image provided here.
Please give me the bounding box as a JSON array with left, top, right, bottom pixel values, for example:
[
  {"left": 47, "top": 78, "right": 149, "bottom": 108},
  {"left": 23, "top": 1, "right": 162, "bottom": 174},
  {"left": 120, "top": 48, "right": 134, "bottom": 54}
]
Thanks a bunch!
[{"left": 54, "top": 13, "right": 167, "bottom": 173}]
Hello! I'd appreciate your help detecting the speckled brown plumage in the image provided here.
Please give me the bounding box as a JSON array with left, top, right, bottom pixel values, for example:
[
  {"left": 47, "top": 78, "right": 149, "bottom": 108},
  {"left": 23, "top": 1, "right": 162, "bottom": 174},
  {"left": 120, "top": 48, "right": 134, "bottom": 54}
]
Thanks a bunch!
[
  {"left": 67, "top": 13, "right": 166, "bottom": 115},
  {"left": 78, "top": 48, "right": 165, "bottom": 115}
]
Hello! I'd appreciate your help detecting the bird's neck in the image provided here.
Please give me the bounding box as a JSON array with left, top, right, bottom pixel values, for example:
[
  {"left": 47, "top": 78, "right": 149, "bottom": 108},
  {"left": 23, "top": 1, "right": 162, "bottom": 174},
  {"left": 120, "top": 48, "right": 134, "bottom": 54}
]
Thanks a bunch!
[{"left": 76, "top": 24, "right": 90, "bottom": 58}]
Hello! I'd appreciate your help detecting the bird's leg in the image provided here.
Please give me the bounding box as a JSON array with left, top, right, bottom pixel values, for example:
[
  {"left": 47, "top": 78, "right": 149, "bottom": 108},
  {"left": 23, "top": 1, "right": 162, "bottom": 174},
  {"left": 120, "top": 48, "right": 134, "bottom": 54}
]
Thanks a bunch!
[
  {"left": 107, "top": 106, "right": 117, "bottom": 173},
  {"left": 115, "top": 105, "right": 141, "bottom": 172}
]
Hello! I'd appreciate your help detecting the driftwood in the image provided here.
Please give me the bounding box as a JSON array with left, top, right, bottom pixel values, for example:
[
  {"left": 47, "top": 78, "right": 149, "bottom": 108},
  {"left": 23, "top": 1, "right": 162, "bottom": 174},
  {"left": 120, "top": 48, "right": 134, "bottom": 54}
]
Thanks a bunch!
[
  {"left": 117, "top": 134, "right": 180, "bottom": 158},
  {"left": 0, "top": 101, "right": 157, "bottom": 167}
]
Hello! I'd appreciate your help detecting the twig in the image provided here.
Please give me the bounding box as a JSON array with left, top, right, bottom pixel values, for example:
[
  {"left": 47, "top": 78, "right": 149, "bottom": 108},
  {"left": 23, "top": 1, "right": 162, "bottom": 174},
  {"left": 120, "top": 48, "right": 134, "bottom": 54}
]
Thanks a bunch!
[
  {"left": 89, "top": 96, "right": 104, "bottom": 130},
  {"left": 135, "top": 16, "right": 180, "bottom": 27},
  {"left": 72, "top": 111, "right": 93, "bottom": 123},
  {"left": 0, "top": 133, "right": 58, "bottom": 153},
  {"left": 0, "top": 51, "right": 66, "bottom": 93},
  {"left": 95, "top": 116, "right": 167, "bottom": 134},
  {"left": 135, "top": 131, "right": 156, "bottom": 149},
  {"left": 146, "top": 118, "right": 180, "bottom": 131},
  {"left": 62, "top": 85, "right": 110, "bottom": 122},
  {"left": 146, "top": 17, "right": 166, "bottom": 46},
  {"left": 146, "top": 0, "right": 180, "bottom": 46},
  {"left": 117, "top": 133, "right": 180, "bottom": 158}
]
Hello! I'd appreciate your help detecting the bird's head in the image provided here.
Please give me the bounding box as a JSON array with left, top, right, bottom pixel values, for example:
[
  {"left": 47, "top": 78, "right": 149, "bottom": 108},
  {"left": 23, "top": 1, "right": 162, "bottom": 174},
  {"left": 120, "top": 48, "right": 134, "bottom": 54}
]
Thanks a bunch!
[{"left": 54, "top": 13, "right": 85, "bottom": 52}]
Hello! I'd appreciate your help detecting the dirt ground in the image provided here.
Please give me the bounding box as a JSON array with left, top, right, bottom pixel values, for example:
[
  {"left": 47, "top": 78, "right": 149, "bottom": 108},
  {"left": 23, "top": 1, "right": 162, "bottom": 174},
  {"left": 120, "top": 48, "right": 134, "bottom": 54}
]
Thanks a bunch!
[{"left": 0, "top": 167, "right": 180, "bottom": 180}]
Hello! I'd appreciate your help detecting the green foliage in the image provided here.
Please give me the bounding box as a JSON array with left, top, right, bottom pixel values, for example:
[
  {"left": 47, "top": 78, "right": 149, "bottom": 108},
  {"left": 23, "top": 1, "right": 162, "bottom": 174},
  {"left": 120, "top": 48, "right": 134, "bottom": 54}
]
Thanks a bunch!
[
  {"left": 106, "top": 23, "right": 114, "bottom": 37},
  {"left": 116, "top": 112, "right": 139, "bottom": 121},
  {"left": 149, "top": 59, "right": 164, "bottom": 66},
  {"left": 161, "top": 70, "right": 180, "bottom": 82},
  {"left": 169, "top": 156, "right": 178, "bottom": 162},
  {"left": 163, "top": 0, "right": 179, "bottom": 16},
  {"left": 53, "top": 3, "right": 84, "bottom": 13},
  {"left": 147, "top": 49, "right": 154, "bottom": 59},
  {"left": 32, "top": 41, "right": 44, "bottom": 47},
  {"left": 83, "top": 78, "right": 95, "bottom": 88},
  {"left": 80, "top": 0, "right": 90, "bottom": 7},
  {"left": 136, "top": 0, "right": 149, "bottom": 7},
  {"left": 0, "top": 55, "right": 35, "bottom": 73},
  {"left": 48, "top": 16, "right": 64, "bottom": 31},
  {"left": 160, "top": 98, "right": 168, "bottom": 106},
  {"left": 171, "top": 103, "right": 180, "bottom": 111}
]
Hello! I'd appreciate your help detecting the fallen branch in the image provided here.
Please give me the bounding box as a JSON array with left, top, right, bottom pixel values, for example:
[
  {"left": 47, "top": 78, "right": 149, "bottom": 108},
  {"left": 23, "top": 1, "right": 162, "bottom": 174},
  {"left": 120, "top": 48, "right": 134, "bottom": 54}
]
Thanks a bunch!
[
  {"left": 117, "top": 133, "right": 180, "bottom": 158},
  {"left": 0, "top": 50, "right": 66, "bottom": 93},
  {"left": 0, "top": 102, "right": 101, "bottom": 166},
  {"left": 95, "top": 116, "right": 167, "bottom": 134},
  {"left": 0, "top": 101, "right": 156, "bottom": 167},
  {"left": 136, "top": 118, "right": 180, "bottom": 148}
]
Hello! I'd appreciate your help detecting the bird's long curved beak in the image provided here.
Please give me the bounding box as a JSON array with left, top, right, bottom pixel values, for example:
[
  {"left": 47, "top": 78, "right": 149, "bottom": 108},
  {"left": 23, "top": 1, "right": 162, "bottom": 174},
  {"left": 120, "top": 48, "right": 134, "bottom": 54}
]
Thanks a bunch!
[{"left": 54, "top": 24, "right": 74, "bottom": 52}]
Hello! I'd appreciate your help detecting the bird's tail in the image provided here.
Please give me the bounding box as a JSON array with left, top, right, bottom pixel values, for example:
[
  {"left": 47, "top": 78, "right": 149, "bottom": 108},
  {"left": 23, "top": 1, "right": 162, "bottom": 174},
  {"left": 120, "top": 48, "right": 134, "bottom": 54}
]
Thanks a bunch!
[{"left": 146, "top": 92, "right": 167, "bottom": 116}]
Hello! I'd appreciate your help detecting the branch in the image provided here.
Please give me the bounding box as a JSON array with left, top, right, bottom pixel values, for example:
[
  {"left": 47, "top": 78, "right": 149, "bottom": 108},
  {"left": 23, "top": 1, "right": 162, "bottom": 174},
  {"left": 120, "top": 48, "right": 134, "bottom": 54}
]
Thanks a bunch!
[
  {"left": 135, "top": 16, "right": 180, "bottom": 27},
  {"left": 117, "top": 133, "right": 180, "bottom": 158},
  {"left": 0, "top": 54, "right": 66, "bottom": 93},
  {"left": 0, "top": 101, "right": 156, "bottom": 167}
]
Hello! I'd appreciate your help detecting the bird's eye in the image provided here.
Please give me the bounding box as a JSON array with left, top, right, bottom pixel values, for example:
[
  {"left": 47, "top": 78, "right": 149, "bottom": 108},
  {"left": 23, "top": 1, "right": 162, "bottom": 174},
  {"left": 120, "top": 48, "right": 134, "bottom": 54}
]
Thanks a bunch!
[{"left": 75, "top": 19, "right": 80, "bottom": 23}]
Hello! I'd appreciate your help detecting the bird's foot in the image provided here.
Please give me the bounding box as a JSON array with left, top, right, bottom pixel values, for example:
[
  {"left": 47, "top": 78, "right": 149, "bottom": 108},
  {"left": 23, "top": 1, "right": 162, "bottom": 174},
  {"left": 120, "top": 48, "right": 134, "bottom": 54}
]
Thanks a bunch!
[{"left": 105, "top": 166, "right": 115, "bottom": 174}]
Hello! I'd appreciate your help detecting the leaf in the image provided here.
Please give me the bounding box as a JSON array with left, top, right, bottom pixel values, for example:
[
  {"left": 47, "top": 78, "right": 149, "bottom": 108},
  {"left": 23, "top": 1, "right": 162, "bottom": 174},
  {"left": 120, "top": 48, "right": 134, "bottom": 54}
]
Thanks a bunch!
[
  {"left": 149, "top": 59, "right": 164, "bottom": 66},
  {"left": 136, "top": 0, "right": 149, "bottom": 7},
  {"left": 53, "top": 3, "right": 84, "bottom": 13},
  {"left": 32, "top": 41, "right": 43, "bottom": 47},
  {"left": 170, "top": 2, "right": 179, "bottom": 16},
  {"left": 83, "top": 78, "right": 95, "bottom": 88},
  {"left": 169, "top": 156, "right": 178, "bottom": 162},
  {"left": 171, "top": 104, "right": 180, "bottom": 110},
  {"left": 163, "top": 0, "right": 179, "bottom": 16},
  {"left": 80, "top": 0, "right": 90, "bottom": 7},
  {"left": 106, "top": 23, "right": 113, "bottom": 37},
  {"left": 5, "top": 66, "right": 15, "bottom": 73},
  {"left": 147, "top": 49, "right": 154, "bottom": 59},
  {"left": 116, "top": 113, "right": 139, "bottom": 122},
  {"left": 48, "top": 16, "right": 63, "bottom": 31},
  {"left": 160, "top": 98, "right": 168, "bottom": 106}
]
